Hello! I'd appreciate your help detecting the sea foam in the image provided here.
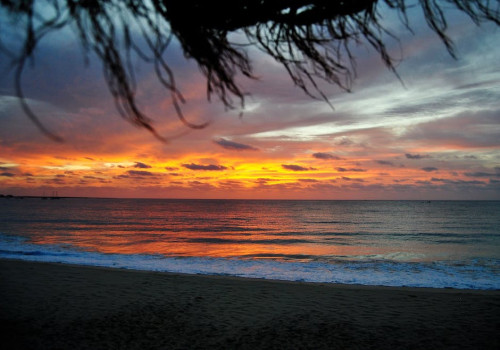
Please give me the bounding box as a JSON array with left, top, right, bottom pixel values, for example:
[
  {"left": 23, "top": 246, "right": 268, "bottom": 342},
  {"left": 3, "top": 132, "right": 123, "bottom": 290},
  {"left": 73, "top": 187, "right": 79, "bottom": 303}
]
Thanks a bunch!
[{"left": 1, "top": 233, "right": 498, "bottom": 290}]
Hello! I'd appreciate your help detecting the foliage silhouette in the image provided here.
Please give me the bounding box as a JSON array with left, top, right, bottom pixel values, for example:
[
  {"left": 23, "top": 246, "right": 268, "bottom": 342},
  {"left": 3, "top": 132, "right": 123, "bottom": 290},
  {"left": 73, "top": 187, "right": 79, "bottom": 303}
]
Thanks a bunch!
[{"left": 1, "top": 0, "right": 499, "bottom": 141}]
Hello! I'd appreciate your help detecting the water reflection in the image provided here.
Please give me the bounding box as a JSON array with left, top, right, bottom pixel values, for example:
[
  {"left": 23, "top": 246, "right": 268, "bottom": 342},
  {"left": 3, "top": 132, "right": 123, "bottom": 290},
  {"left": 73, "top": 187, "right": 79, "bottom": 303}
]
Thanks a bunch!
[{"left": 1, "top": 198, "right": 499, "bottom": 262}]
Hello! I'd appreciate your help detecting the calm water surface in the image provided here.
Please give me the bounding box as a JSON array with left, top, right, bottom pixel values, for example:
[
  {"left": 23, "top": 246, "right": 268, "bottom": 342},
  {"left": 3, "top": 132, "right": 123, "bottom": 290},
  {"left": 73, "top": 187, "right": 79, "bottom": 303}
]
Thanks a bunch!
[{"left": 1, "top": 198, "right": 499, "bottom": 289}]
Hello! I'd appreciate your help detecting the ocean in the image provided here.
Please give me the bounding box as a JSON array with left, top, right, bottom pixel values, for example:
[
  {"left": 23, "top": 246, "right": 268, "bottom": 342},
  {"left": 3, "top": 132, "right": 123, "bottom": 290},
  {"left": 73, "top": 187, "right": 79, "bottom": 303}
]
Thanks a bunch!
[{"left": 0, "top": 198, "right": 499, "bottom": 289}]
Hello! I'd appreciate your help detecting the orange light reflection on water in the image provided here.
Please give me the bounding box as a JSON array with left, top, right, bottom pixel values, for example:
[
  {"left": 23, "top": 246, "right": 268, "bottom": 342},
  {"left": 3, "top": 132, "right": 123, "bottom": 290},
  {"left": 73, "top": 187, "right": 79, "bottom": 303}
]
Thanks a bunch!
[
  {"left": 20, "top": 198, "right": 423, "bottom": 262},
  {"left": 32, "top": 232, "right": 379, "bottom": 260}
]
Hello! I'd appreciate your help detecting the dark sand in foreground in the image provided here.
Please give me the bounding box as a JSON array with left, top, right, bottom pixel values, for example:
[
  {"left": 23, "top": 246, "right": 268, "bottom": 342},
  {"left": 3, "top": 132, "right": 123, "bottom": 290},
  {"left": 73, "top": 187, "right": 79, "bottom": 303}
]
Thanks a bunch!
[{"left": 1, "top": 259, "right": 499, "bottom": 349}]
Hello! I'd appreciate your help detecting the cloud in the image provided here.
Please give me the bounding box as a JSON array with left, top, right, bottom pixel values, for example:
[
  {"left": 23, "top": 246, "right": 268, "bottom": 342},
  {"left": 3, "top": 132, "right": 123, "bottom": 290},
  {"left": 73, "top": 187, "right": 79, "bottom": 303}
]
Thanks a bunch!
[
  {"left": 182, "top": 163, "right": 228, "bottom": 171},
  {"left": 298, "top": 178, "right": 319, "bottom": 183},
  {"left": 188, "top": 181, "right": 216, "bottom": 190},
  {"left": 214, "top": 138, "right": 258, "bottom": 151},
  {"left": 127, "top": 170, "right": 155, "bottom": 176},
  {"left": 255, "top": 178, "right": 272, "bottom": 184},
  {"left": 336, "top": 167, "right": 366, "bottom": 172},
  {"left": 376, "top": 160, "right": 395, "bottom": 166},
  {"left": 403, "top": 110, "right": 500, "bottom": 148},
  {"left": 0, "top": 172, "right": 15, "bottom": 177},
  {"left": 134, "top": 162, "right": 152, "bottom": 169},
  {"left": 335, "top": 137, "right": 355, "bottom": 146},
  {"left": 312, "top": 152, "right": 341, "bottom": 160},
  {"left": 281, "top": 164, "right": 315, "bottom": 171},
  {"left": 405, "top": 153, "right": 430, "bottom": 159},
  {"left": 464, "top": 171, "right": 500, "bottom": 178},
  {"left": 421, "top": 167, "right": 438, "bottom": 172},
  {"left": 341, "top": 176, "right": 364, "bottom": 182},
  {"left": 431, "top": 178, "right": 486, "bottom": 185},
  {"left": 1, "top": 8, "right": 499, "bottom": 201},
  {"left": 45, "top": 177, "right": 66, "bottom": 185}
]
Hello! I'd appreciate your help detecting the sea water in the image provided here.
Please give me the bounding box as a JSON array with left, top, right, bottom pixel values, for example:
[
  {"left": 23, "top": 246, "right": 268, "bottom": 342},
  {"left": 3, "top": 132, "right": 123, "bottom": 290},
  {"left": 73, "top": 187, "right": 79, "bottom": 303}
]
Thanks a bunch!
[{"left": 0, "top": 198, "right": 498, "bottom": 289}]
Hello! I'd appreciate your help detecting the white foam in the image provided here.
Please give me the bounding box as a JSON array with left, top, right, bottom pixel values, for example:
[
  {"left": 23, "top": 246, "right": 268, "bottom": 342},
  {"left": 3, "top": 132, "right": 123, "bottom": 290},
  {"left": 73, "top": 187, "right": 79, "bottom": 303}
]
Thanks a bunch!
[{"left": 0, "top": 234, "right": 498, "bottom": 290}]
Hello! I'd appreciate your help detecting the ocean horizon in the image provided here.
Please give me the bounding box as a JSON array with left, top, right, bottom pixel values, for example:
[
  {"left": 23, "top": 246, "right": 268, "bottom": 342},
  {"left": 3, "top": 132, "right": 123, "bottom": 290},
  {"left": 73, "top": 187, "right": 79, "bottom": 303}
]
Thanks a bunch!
[{"left": 1, "top": 198, "right": 499, "bottom": 289}]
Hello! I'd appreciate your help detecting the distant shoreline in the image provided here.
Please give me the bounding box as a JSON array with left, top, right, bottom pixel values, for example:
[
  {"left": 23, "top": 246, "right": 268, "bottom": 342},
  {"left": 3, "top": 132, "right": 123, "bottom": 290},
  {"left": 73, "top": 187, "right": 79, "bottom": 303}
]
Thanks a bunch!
[{"left": 1, "top": 195, "right": 499, "bottom": 201}]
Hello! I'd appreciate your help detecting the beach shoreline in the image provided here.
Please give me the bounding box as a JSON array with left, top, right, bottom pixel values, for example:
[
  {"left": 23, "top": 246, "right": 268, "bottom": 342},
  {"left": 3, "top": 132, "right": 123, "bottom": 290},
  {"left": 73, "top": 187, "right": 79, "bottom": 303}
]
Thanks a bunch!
[{"left": 1, "top": 258, "right": 499, "bottom": 349}]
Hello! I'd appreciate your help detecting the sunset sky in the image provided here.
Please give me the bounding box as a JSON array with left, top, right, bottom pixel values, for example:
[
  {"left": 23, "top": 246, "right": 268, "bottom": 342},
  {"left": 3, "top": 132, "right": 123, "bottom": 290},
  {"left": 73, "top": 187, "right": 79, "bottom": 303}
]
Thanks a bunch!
[{"left": 1, "top": 4, "right": 499, "bottom": 200}]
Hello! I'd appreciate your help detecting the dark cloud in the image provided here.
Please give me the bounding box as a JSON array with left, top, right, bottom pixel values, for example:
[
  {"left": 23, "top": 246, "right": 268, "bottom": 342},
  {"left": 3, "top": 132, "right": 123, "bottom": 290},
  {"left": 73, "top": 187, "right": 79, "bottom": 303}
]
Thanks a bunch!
[
  {"left": 134, "top": 162, "right": 152, "bottom": 169},
  {"left": 0, "top": 172, "right": 15, "bottom": 177},
  {"left": 219, "top": 180, "right": 242, "bottom": 185},
  {"left": 416, "top": 180, "right": 432, "bottom": 185},
  {"left": 312, "top": 152, "right": 341, "bottom": 160},
  {"left": 376, "top": 160, "right": 395, "bottom": 166},
  {"left": 45, "top": 177, "right": 66, "bottom": 185},
  {"left": 464, "top": 172, "right": 500, "bottom": 178},
  {"left": 405, "top": 153, "right": 430, "bottom": 159},
  {"left": 281, "top": 164, "right": 315, "bottom": 171},
  {"left": 127, "top": 170, "right": 155, "bottom": 176},
  {"left": 336, "top": 167, "right": 366, "bottom": 172},
  {"left": 165, "top": 167, "right": 178, "bottom": 171},
  {"left": 341, "top": 176, "right": 364, "bottom": 182},
  {"left": 421, "top": 167, "right": 438, "bottom": 172},
  {"left": 182, "top": 163, "right": 227, "bottom": 171},
  {"left": 431, "top": 178, "right": 486, "bottom": 185},
  {"left": 214, "top": 138, "right": 258, "bottom": 151}
]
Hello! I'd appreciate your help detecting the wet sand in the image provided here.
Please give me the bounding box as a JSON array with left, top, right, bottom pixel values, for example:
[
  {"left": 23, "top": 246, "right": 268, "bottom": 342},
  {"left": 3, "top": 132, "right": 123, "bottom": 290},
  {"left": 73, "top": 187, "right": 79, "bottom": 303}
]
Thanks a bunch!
[{"left": 1, "top": 259, "right": 499, "bottom": 349}]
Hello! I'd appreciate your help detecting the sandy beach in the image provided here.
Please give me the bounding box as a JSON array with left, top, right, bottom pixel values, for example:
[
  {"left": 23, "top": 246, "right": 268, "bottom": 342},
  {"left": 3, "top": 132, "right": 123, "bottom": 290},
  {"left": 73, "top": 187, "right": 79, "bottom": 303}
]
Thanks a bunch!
[{"left": 1, "top": 259, "right": 499, "bottom": 349}]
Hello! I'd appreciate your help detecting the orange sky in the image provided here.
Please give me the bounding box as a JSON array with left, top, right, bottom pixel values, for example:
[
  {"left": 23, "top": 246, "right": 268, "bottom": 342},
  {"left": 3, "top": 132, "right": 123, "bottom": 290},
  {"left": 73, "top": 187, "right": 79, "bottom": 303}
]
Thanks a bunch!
[{"left": 1, "top": 6, "right": 499, "bottom": 200}]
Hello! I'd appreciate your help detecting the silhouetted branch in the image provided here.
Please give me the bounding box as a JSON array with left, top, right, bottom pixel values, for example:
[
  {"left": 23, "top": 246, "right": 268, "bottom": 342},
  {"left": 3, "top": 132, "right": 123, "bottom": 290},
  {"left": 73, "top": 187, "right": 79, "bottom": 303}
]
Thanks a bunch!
[{"left": 1, "top": 0, "right": 499, "bottom": 141}]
